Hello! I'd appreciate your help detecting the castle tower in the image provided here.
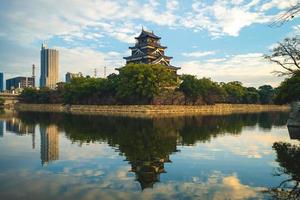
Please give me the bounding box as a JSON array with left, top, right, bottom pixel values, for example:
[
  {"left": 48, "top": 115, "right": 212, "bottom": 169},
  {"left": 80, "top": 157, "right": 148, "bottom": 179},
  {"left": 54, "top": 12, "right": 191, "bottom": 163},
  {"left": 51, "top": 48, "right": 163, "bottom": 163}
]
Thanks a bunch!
[{"left": 123, "top": 29, "right": 180, "bottom": 73}]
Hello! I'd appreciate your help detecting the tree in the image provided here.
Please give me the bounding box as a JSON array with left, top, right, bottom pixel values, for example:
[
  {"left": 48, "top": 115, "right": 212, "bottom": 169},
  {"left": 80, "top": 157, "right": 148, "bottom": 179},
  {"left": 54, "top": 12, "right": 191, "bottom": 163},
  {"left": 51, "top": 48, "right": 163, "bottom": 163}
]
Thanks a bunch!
[
  {"left": 221, "top": 81, "right": 245, "bottom": 103},
  {"left": 258, "top": 85, "right": 275, "bottom": 104},
  {"left": 265, "top": 37, "right": 300, "bottom": 76},
  {"left": 20, "top": 88, "right": 39, "bottom": 103},
  {"left": 179, "top": 75, "right": 202, "bottom": 104},
  {"left": 117, "top": 64, "right": 176, "bottom": 104},
  {"left": 275, "top": 71, "right": 300, "bottom": 104},
  {"left": 63, "top": 77, "right": 109, "bottom": 104},
  {"left": 243, "top": 87, "right": 260, "bottom": 104},
  {"left": 179, "top": 75, "right": 225, "bottom": 105}
]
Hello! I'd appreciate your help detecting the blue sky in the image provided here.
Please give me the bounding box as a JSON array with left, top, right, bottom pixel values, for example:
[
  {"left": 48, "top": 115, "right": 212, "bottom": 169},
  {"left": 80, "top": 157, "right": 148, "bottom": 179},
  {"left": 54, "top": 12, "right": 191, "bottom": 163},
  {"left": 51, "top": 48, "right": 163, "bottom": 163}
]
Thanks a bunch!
[{"left": 0, "top": 0, "right": 299, "bottom": 87}]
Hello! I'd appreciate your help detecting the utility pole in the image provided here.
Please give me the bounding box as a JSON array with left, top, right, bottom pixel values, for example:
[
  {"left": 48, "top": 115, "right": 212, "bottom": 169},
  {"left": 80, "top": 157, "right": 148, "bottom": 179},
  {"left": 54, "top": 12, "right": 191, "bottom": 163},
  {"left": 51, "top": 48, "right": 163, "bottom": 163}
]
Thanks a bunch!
[
  {"left": 94, "top": 68, "right": 97, "bottom": 77},
  {"left": 32, "top": 64, "right": 35, "bottom": 78},
  {"left": 104, "top": 66, "right": 107, "bottom": 78}
]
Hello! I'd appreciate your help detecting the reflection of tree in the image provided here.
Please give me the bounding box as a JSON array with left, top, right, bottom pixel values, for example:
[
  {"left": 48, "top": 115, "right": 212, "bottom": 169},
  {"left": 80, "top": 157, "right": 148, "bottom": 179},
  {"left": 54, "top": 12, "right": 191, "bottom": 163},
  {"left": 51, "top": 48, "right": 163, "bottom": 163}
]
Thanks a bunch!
[
  {"left": 269, "top": 142, "right": 300, "bottom": 199},
  {"left": 15, "top": 111, "right": 289, "bottom": 189}
]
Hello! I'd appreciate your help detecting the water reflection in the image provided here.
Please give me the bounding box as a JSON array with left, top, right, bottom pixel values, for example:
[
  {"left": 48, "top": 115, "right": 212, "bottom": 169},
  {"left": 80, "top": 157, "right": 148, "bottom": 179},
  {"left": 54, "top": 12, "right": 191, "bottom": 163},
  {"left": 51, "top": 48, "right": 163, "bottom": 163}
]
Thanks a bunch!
[
  {"left": 269, "top": 142, "right": 300, "bottom": 200},
  {"left": 3, "top": 111, "right": 288, "bottom": 191},
  {"left": 40, "top": 125, "right": 59, "bottom": 165},
  {"left": 288, "top": 126, "right": 300, "bottom": 140}
]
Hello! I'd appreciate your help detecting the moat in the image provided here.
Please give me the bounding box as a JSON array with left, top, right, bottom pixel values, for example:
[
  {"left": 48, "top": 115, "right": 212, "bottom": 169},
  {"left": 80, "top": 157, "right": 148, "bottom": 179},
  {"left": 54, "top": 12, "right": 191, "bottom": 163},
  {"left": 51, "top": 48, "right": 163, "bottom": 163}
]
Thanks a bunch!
[{"left": 0, "top": 111, "right": 299, "bottom": 200}]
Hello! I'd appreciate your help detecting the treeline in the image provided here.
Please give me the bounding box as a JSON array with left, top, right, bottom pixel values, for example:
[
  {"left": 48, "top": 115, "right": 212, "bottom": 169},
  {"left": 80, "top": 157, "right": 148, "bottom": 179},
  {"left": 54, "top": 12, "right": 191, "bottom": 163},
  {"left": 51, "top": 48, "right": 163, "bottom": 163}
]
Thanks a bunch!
[{"left": 21, "top": 63, "right": 277, "bottom": 105}]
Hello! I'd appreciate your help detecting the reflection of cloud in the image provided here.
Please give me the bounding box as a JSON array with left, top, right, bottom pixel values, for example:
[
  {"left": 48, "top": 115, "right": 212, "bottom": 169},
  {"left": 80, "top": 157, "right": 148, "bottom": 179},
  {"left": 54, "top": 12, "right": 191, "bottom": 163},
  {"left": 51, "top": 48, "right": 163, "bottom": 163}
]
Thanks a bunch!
[
  {"left": 0, "top": 169, "right": 267, "bottom": 200},
  {"left": 179, "top": 126, "right": 296, "bottom": 161},
  {"left": 201, "top": 126, "right": 296, "bottom": 159}
]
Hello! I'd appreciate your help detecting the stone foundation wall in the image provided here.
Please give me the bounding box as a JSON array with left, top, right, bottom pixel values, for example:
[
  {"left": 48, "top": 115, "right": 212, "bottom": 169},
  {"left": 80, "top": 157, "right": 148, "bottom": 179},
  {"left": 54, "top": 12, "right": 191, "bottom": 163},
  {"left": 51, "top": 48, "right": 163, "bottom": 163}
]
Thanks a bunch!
[{"left": 15, "top": 103, "right": 291, "bottom": 117}]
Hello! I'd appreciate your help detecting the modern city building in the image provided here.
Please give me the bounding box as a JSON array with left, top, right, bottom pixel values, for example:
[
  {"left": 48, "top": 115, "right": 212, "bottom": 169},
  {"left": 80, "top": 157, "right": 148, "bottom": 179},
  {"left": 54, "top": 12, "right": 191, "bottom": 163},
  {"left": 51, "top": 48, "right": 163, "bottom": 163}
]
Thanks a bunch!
[
  {"left": 0, "top": 73, "right": 3, "bottom": 92},
  {"left": 65, "top": 72, "right": 83, "bottom": 83},
  {"left": 0, "top": 121, "right": 4, "bottom": 137},
  {"left": 40, "top": 44, "right": 59, "bottom": 89},
  {"left": 6, "top": 76, "right": 35, "bottom": 91}
]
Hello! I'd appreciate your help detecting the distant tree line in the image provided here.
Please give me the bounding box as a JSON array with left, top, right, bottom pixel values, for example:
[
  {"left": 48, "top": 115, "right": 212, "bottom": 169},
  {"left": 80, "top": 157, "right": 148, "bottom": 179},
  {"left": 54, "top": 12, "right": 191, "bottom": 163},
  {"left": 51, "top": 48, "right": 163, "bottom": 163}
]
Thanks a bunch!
[{"left": 21, "top": 63, "right": 278, "bottom": 105}]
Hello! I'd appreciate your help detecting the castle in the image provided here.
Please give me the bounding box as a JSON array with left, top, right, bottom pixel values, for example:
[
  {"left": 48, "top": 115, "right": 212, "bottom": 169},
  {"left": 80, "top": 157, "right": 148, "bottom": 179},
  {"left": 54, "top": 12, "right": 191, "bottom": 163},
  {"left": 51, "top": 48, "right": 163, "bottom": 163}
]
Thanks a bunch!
[{"left": 123, "top": 29, "right": 180, "bottom": 73}]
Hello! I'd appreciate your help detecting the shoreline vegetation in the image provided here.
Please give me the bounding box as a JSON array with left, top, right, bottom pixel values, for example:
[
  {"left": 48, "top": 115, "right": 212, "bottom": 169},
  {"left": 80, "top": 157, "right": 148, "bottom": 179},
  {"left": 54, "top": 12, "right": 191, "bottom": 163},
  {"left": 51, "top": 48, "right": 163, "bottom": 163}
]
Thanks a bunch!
[
  {"left": 20, "top": 64, "right": 282, "bottom": 106},
  {"left": 15, "top": 103, "right": 290, "bottom": 117}
]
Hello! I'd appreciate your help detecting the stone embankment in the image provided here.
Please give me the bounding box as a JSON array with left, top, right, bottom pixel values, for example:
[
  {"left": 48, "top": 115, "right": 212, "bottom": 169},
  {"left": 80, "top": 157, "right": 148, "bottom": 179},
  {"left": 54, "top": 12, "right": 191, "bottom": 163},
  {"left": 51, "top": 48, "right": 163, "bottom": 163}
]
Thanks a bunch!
[{"left": 15, "top": 103, "right": 290, "bottom": 117}]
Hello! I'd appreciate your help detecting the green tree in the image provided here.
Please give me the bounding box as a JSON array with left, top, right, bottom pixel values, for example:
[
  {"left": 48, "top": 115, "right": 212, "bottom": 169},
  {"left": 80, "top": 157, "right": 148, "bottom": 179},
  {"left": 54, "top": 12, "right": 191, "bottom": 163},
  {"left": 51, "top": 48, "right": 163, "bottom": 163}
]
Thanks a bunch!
[
  {"left": 179, "top": 75, "right": 225, "bottom": 105},
  {"left": 243, "top": 87, "right": 260, "bottom": 104},
  {"left": 116, "top": 64, "right": 176, "bottom": 104},
  {"left": 20, "top": 88, "right": 39, "bottom": 103},
  {"left": 258, "top": 85, "right": 275, "bottom": 104},
  {"left": 275, "top": 71, "right": 300, "bottom": 104},
  {"left": 221, "top": 81, "right": 245, "bottom": 103}
]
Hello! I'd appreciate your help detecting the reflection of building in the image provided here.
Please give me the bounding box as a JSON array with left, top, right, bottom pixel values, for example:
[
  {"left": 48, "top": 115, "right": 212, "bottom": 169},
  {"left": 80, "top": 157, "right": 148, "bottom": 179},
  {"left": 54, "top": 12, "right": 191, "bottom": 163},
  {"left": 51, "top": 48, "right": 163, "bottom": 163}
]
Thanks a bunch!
[
  {"left": 40, "top": 44, "right": 59, "bottom": 89},
  {"left": 40, "top": 125, "right": 59, "bottom": 165},
  {"left": 0, "top": 121, "right": 3, "bottom": 137},
  {"left": 6, "top": 77, "right": 35, "bottom": 91},
  {"left": 6, "top": 118, "right": 35, "bottom": 135},
  {"left": 288, "top": 126, "right": 300, "bottom": 140},
  {"left": 65, "top": 72, "right": 83, "bottom": 83},
  {"left": 130, "top": 156, "right": 170, "bottom": 190},
  {"left": 5, "top": 118, "right": 36, "bottom": 147}
]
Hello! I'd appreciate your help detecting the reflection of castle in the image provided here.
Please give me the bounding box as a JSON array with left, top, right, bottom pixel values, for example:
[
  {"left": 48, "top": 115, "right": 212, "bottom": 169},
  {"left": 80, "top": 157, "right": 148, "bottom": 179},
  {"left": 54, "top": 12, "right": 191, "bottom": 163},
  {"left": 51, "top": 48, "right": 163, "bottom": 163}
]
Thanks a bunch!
[
  {"left": 40, "top": 125, "right": 59, "bottom": 165},
  {"left": 130, "top": 156, "right": 170, "bottom": 190}
]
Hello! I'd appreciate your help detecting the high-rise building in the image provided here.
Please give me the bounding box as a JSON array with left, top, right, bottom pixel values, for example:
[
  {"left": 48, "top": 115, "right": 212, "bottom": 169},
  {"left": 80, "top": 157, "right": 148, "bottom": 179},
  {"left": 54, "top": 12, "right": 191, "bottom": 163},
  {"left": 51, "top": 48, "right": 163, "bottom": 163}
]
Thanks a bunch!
[
  {"left": 6, "top": 76, "right": 35, "bottom": 91},
  {"left": 40, "top": 44, "right": 59, "bottom": 89},
  {"left": 65, "top": 72, "right": 83, "bottom": 83},
  {"left": 0, "top": 73, "right": 3, "bottom": 92},
  {"left": 0, "top": 121, "right": 4, "bottom": 137}
]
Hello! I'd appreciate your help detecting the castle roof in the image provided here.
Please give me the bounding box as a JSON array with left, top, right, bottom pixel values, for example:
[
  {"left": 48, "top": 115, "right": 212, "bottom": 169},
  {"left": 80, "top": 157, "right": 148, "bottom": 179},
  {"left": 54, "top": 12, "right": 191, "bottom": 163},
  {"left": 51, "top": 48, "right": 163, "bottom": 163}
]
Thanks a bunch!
[{"left": 135, "top": 29, "right": 161, "bottom": 40}]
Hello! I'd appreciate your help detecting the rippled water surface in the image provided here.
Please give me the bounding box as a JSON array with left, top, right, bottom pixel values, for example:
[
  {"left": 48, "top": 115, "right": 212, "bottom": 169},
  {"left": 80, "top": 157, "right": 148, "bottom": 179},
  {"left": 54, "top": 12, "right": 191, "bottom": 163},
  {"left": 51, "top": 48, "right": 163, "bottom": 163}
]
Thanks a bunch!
[{"left": 0, "top": 111, "right": 299, "bottom": 200}]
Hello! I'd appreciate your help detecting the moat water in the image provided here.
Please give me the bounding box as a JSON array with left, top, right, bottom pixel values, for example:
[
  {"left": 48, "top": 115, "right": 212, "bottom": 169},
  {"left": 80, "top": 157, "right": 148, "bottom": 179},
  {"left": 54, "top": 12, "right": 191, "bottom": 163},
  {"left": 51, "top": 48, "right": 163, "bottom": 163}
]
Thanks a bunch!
[{"left": 0, "top": 111, "right": 299, "bottom": 200}]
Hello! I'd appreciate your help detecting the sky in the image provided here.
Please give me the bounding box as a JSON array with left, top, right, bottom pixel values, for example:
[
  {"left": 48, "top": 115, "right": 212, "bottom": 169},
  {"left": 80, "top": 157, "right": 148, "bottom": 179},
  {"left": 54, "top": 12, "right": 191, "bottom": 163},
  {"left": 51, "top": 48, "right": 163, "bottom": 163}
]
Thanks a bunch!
[{"left": 0, "top": 0, "right": 300, "bottom": 87}]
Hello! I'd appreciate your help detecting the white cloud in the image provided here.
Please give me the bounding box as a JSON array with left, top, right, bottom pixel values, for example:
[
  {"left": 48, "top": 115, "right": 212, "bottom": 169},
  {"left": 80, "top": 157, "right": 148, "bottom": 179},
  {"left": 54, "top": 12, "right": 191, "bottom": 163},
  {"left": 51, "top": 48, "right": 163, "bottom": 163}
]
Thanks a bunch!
[
  {"left": 179, "top": 52, "right": 285, "bottom": 87},
  {"left": 180, "top": 0, "right": 274, "bottom": 37},
  {"left": 182, "top": 51, "right": 216, "bottom": 57},
  {"left": 0, "top": 0, "right": 295, "bottom": 44},
  {"left": 58, "top": 47, "right": 125, "bottom": 80},
  {"left": 261, "top": 0, "right": 299, "bottom": 11}
]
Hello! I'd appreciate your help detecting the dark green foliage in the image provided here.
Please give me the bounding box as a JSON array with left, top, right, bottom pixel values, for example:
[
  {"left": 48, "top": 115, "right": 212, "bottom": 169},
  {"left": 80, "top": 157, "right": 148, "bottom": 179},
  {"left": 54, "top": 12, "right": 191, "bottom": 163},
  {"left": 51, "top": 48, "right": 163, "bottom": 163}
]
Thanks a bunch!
[
  {"left": 275, "top": 71, "right": 300, "bottom": 104},
  {"left": 179, "top": 75, "right": 226, "bottom": 105},
  {"left": 258, "top": 85, "right": 275, "bottom": 104},
  {"left": 20, "top": 88, "right": 62, "bottom": 104},
  {"left": 116, "top": 64, "right": 177, "bottom": 104},
  {"left": 20, "top": 64, "right": 279, "bottom": 105},
  {"left": 221, "top": 81, "right": 245, "bottom": 103},
  {"left": 243, "top": 87, "right": 260, "bottom": 104},
  {"left": 63, "top": 77, "right": 112, "bottom": 104}
]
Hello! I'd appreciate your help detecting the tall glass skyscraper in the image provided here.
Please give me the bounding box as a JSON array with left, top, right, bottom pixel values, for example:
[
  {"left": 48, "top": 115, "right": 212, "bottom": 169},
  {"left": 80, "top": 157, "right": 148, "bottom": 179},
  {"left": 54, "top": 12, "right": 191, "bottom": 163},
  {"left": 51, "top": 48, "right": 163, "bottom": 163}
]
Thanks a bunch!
[
  {"left": 40, "top": 44, "right": 59, "bottom": 89},
  {"left": 0, "top": 72, "right": 3, "bottom": 92}
]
